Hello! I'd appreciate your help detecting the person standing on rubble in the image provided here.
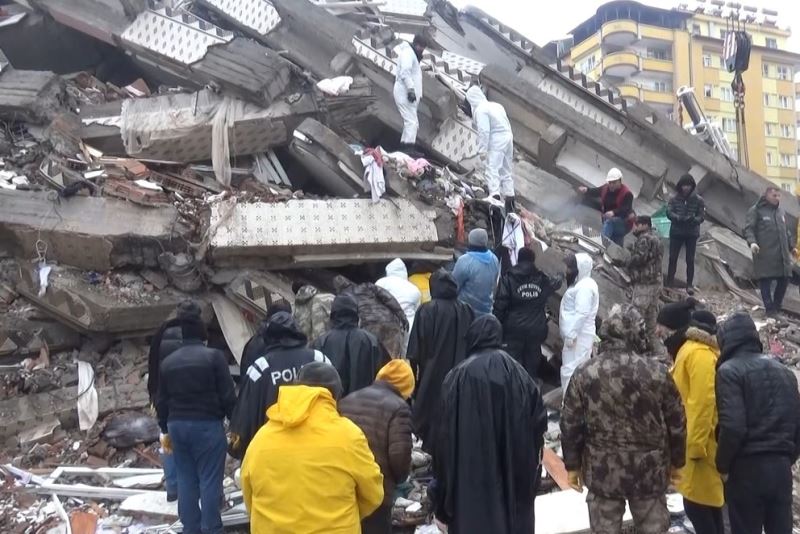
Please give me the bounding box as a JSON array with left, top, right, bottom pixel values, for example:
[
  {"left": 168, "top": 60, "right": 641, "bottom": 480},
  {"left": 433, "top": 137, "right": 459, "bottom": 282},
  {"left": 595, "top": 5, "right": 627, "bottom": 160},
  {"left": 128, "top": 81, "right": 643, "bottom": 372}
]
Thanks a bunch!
[
  {"left": 744, "top": 186, "right": 795, "bottom": 317},
  {"left": 493, "top": 247, "right": 562, "bottom": 380},
  {"left": 464, "top": 85, "right": 516, "bottom": 211},
  {"left": 375, "top": 258, "right": 422, "bottom": 356},
  {"left": 292, "top": 282, "right": 335, "bottom": 344},
  {"left": 228, "top": 312, "right": 330, "bottom": 459},
  {"left": 452, "top": 228, "right": 500, "bottom": 316},
  {"left": 577, "top": 168, "right": 635, "bottom": 246},
  {"left": 407, "top": 270, "right": 474, "bottom": 449},
  {"left": 333, "top": 275, "right": 408, "bottom": 358},
  {"left": 715, "top": 311, "right": 800, "bottom": 534},
  {"left": 239, "top": 300, "right": 291, "bottom": 374},
  {"left": 156, "top": 307, "right": 236, "bottom": 534},
  {"left": 312, "top": 294, "right": 388, "bottom": 396},
  {"left": 623, "top": 215, "right": 664, "bottom": 357},
  {"left": 241, "top": 361, "right": 384, "bottom": 533},
  {"left": 432, "top": 315, "right": 546, "bottom": 534},
  {"left": 393, "top": 35, "right": 427, "bottom": 150},
  {"left": 559, "top": 252, "right": 599, "bottom": 393},
  {"left": 666, "top": 174, "right": 705, "bottom": 289},
  {"left": 339, "top": 360, "right": 414, "bottom": 534},
  {"left": 560, "top": 304, "right": 686, "bottom": 534}
]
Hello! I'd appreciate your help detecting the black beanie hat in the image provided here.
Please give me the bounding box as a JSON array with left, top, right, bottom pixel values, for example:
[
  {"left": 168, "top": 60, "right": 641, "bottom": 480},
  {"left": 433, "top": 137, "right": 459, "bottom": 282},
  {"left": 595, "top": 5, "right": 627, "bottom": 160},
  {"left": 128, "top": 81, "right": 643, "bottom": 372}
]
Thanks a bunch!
[
  {"left": 690, "top": 309, "right": 717, "bottom": 335},
  {"left": 297, "top": 361, "right": 343, "bottom": 400},
  {"left": 656, "top": 297, "right": 698, "bottom": 330}
]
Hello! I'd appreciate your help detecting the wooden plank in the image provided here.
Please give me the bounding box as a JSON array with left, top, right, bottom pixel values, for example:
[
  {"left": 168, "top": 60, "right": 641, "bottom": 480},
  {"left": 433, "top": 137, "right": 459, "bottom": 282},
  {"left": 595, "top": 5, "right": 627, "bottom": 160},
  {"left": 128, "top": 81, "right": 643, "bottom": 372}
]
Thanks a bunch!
[{"left": 542, "top": 448, "right": 570, "bottom": 491}]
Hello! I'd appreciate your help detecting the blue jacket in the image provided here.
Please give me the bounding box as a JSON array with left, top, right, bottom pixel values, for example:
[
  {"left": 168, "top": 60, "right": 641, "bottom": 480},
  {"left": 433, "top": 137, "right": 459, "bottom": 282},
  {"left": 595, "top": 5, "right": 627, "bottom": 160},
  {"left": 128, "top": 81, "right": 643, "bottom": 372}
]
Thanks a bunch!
[{"left": 452, "top": 250, "right": 500, "bottom": 315}]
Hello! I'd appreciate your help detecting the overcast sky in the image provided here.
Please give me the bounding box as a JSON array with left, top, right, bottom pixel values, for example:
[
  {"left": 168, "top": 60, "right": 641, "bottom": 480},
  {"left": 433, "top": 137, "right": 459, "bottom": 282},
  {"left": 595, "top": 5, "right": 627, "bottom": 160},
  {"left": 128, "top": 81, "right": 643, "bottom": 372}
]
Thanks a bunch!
[{"left": 449, "top": 0, "right": 800, "bottom": 53}]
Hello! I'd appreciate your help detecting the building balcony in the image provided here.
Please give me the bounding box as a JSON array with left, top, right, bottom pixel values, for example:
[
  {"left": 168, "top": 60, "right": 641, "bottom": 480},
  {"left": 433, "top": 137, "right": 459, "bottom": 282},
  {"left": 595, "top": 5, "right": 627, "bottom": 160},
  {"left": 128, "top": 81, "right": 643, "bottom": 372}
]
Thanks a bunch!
[
  {"left": 603, "top": 51, "right": 639, "bottom": 77},
  {"left": 640, "top": 57, "right": 673, "bottom": 75},
  {"left": 639, "top": 25, "right": 673, "bottom": 42},
  {"left": 617, "top": 84, "right": 639, "bottom": 99},
  {"left": 641, "top": 89, "right": 674, "bottom": 105},
  {"left": 601, "top": 20, "right": 638, "bottom": 47}
]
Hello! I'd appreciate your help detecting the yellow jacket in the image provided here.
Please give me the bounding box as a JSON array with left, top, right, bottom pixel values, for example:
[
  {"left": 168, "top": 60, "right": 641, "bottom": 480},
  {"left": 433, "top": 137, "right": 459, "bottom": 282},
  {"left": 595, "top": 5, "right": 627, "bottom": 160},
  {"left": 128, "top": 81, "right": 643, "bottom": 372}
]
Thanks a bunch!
[
  {"left": 241, "top": 385, "right": 384, "bottom": 533},
  {"left": 409, "top": 273, "right": 432, "bottom": 304},
  {"left": 670, "top": 327, "right": 724, "bottom": 507}
]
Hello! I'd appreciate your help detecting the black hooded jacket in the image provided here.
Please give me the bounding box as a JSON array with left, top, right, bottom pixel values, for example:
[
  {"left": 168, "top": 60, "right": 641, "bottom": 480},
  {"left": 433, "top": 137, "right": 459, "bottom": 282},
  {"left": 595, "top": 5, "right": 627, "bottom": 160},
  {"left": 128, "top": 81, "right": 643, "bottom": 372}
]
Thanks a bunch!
[
  {"left": 493, "top": 260, "right": 561, "bottom": 343},
  {"left": 312, "top": 295, "right": 387, "bottom": 397},
  {"left": 667, "top": 175, "right": 705, "bottom": 238},
  {"left": 228, "top": 312, "right": 329, "bottom": 459},
  {"left": 433, "top": 315, "right": 547, "bottom": 534},
  {"left": 147, "top": 320, "right": 183, "bottom": 403},
  {"left": 715, "top": 312, "right": 800, "bottom": 475},
  {"left": 407, "top": 271, "right": 474, "bottom": 449}
]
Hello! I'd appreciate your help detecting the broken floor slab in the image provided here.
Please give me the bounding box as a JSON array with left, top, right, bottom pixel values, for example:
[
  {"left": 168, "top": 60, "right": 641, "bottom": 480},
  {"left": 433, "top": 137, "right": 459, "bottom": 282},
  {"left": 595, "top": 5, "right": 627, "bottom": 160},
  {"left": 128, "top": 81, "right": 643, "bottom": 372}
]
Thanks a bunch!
[{"left": 0, "top": 59, "right": 64, "bottom": 123}]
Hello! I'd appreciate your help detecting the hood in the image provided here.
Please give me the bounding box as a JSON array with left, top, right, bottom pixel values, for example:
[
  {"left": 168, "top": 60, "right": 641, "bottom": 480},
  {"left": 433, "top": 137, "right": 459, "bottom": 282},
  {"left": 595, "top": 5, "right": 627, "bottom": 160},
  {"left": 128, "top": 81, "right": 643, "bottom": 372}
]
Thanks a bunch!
[
  {"left": 466, "top": 249, "right": 498, "bottom": 265},
  {"left": 575, "top": 253, "right": 593, "bottom": 282},
  {"left": 333, "top": 275, "right": 354, "bottom": 294},
  {"left": 675, "top": 174, "right": 696, "bottom": 194},
  {"left": 756, "top": 196, "right": 779, "bottom": 210},
  {"left": 599, "top": 303, "right": 647, "bottom": 354},
  {"left": 330, "top": 294, "right": 359, "bottom": 329},
  {"left": 385, "top": 258, "right": 409, "bottom": 279},
  {"left": 465, "top": 85, "right": 488, "bottom": 114},
  {"left": 685, "top": 326, "right": 719, "bottom": 350},
  {"left": 262, "top": 311, "right": 308, "bottom": 349},
  {"left": 430, "top": 270, "right": 458, "bottom": 300},
  {"left": 466, "top": 314, "right": 503, "bottom": 353},
  {"left": 265, "top": 385, "right": 334, "bottom": 428},
  {"left": 717, "top": 311, "right": 763, "bottom": 363},
  {"left": 294, "top": 285, "right": 318, "bottom": 304}
]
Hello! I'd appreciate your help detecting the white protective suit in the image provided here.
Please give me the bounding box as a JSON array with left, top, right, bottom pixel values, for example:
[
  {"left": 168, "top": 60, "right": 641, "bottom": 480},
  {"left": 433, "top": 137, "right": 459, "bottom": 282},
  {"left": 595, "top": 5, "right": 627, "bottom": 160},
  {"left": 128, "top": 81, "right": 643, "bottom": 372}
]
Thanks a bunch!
[
  {"left": 559, "top": 253, "right": 599, "bottom": 393},
  {"left": 465, "top": 86, "right": 515, "bottom": 198},
  {"left": 376, "top": 258, "right": 422, "bottom": 355},
  {"left": 393, "top": 41, "right": 423, "bottom": 145}
]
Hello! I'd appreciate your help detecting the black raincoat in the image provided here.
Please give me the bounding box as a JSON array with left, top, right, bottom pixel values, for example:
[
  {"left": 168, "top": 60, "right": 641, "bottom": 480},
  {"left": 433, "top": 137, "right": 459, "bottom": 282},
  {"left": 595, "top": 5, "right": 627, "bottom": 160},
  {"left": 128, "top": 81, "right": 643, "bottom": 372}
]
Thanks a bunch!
[
  {"left": 407, "top": 271, "right": 474, "bottom": 449},
  {"left": 311, "top": 295, "right": 388, "bottom": 396},
  {"left": 228, "top": 312, "right": 328, "bottom": 459},
  {"left": 432, "top": 315, "right": 547, "bottom": 534}
]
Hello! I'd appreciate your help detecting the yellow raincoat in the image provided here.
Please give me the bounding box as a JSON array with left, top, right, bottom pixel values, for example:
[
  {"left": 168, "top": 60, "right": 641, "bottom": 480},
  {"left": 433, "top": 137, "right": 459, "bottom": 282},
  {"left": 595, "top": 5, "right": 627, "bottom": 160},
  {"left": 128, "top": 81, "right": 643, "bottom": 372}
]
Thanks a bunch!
[
  {"left": 670, "top": 327, "right": 724, "bottom": 507},
  {"left": 409, "top": 272, "right": 432, "bottom": 304},
  {"left": 241, "top": 385, "right": 384, "bottom": 533}
]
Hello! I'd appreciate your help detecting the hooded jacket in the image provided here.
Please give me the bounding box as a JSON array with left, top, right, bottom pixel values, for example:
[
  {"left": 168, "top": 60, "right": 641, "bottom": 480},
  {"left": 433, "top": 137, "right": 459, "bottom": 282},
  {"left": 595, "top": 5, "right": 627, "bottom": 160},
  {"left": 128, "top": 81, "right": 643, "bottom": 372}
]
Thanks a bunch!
[
  {"left": 671, "top": 326, "right": 723, "bottom": 508},
  {"left": 715, "top": 312, "right": 800, "bottom": 475},
  {"left": 407, "top": 271, "right": 474, "bottom": 448},
  {"left": 559, "top": 253, "right": 599, "bottom": 344},
  {"left": 626, "top": 226, "right": 663, "bottom": 286},
  {"left": 334, "top": 277, "right": 408, "bottom": 356},
  {"left": 375, "top": 259, "right": 422, "bottom": 335},
  {"left": 147, "top": 321, "right": 182, "bottom": 403},
  {"left": 393, "top": 41, "right": 422, "bottom": 100},
  {"left": 242, "top": 385, "right": 384, "bottom": 534},
  {"left": 493, "top": 259, "right": 561, "bottom": 343},
  {"left": 228, "top": 312, "right": 329, "bottom": 459},
  {"left": 312, "top": 295, "right": 388, "bottom": 396},
  {"left": 294, "top": 285, "right": 335, "bottom": 343},
  {"left": 744, "top": 196, "right": 794, "bottom": 279},
  {"left": 452, "top": 248, "right": 500, "bottom": 315},
  {"left": 433, "top": 315, "right": 546, "bottom": 534},
  {"left": 560, "top": 304, "right": 686, "bottom": 500},
  {"left": 465, "top": 86, "right": 513, "bottom": 156},
  {"left": 667, "top": 175, "right": 705, "bottom": 238}
]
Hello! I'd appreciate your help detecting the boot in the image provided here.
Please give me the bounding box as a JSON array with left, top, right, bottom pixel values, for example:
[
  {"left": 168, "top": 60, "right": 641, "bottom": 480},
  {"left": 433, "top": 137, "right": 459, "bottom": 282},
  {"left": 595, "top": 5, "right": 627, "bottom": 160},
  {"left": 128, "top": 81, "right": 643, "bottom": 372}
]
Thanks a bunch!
[{"left": 504, "top": 196, "right": 517, "bottom": 213}]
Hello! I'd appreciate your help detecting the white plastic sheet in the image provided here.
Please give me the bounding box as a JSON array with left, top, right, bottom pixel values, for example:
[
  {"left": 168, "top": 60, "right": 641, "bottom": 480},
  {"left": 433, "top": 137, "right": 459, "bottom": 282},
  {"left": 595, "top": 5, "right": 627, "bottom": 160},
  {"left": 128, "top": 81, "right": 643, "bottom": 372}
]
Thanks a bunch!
[{"left": 77, "top": 360, "right": 99, "bottom": 431}]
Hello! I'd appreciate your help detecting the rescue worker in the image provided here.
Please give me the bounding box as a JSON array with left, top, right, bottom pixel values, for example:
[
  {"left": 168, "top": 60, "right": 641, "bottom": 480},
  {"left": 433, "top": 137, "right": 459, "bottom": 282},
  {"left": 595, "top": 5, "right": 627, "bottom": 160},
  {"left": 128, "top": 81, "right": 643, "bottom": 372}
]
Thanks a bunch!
[
  {"left": 666, "top": 174, "right": 705, "bottom": 289},
  {"left": 452, "top": 228, "right": 500, "bottom": 315},
  {"left": 464, "top": 85, "right": 515, "bottom": 210},
  {"left": 715, "top": 312, "right": 800, "bottom": 534},
  {"left": 312, "top": 294, "right": 387, "bottom": 396},
  {"left": 559, "top": 252, "right": 599, "bottom": 393},
  {"left": 241, "top": 362, "right": 384, "bottom": 533},
  {"left": 407, "top": 270, "right": 474, "bottom": 449},
  {"left": 293, "top": 282, "right": 335, "bottom": 343},
  {"left": 228, "top": 312, "right": 329, "bottom": 459},
  {"left": 493, "top": 247, "right": 562, "bottom": 380},
  {"left": 433, "top": 315, "right": 546, "bottom": 534},
  {"left": 561, "top": 304, "right": 686, "bottom": 534},
  {"left": 744, "top": 186, "right": 795, "bottom": 317},
  {"left": 156, "top": 307, "right": 236, "bottom": 534},
  {"left": 577, "top": 168, "right": 635, "bottom": 246},
  {"left": 375, "top": 258, "right": 421, "bottom": 356},
  {"left": 623, "top": 215, "right": 664, "bottom": 357},
  {"left": 407, "top": 264, "right": 432, "bottom": 304},
  {"left": 239, "top": 300, "right": 291, "bottom": 375},
  {"left": 339, "top": 360, "right": 414, "bottom": 534},
  {"left": 393, "top": 35, "right": 426, "bottom": 149}
]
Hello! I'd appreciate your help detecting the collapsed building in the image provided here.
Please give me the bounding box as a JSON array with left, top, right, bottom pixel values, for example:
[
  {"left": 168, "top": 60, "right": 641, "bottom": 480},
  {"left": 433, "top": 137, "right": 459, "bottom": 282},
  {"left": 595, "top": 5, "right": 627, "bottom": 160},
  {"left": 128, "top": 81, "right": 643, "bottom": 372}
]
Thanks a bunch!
[{"left": 0, "top": 0, "right": 798, "bottom": 531}]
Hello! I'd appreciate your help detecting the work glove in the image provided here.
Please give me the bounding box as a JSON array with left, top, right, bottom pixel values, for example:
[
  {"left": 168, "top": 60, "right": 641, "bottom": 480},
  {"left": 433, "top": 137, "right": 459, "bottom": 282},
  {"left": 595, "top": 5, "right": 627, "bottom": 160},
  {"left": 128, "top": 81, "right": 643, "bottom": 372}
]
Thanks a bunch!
[
  {"left": 669, "top": 467, "right": 682, "bottom": 487},
  {"left": 750, "top": 243, "right": 760, "bottom": 255},
  {"left": 567, "top": 470, "right": 583, "bottom": 492},
  {"left": 160, "top": 433, "right": 173, "bottom": 454},
  {"left": 407, "top": 89, "right": 417, "bottom": 103}
]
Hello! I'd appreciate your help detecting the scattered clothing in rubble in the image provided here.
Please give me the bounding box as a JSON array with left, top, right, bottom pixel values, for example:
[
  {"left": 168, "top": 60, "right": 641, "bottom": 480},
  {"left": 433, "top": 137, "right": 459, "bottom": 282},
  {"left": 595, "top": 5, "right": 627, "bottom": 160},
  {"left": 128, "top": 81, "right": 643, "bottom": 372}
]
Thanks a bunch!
[
  {"left": 293, "top": 284, "right": 335, "bottom": 345},
  {"left": 334, "top": 276, "right": 408, "bottom": 358},
  {"left": 560, "top": 304, "right": 686, "bottom": 534},
  {"left": 493, "top": 248, "right": 561, "bottom": 380},
  {"left": 339, "top": 360, "right": 414, "bottom": 534},
  {"left": 582, "top": 169, "right": 634, "bottom": 246},
  {"left": 453, "top": 228, "right": 500, "bottom": 315},
  {"left": 241, "top": 365, "right": 384, "bottom": 534},
  {"left": 559, "top": 252, "right": 599, "bottom": 392},
  {"left": 465, "top": 86, "right": 515, "bottom": 200},
  {"left": 407, "top": 270, "right": 474, "bottom": 449},
  {"left": 229, "top": 312, "right": 329, "bottom": 459},
  {"left": 715, "top": 312, "right": 800, "bottom": 533},
  {"left": 625, "top": 217, "right": 664, "bottom": 357},
  {"left": 501, "top": 213, "right": 525, "bottom": 265},
  {"left": 312, "top": 295, "right": 388, "bottom": 396},
  {"left": 432, "top": 315, "right": 546, "bottom": 534},
  {"left": 316, "top": 76, "right": 354, "bottom": 96},
  {"left": 361, "top": 148, "right": 386, "bottom": 202},
  {"left": 239, "top": 300, "right": 292, "bottom": 374},
  {"left": 393, "top": 39, "right": 424, "bottom": 146},
  {"left": 376, "top": 259, "right": 422, "bottom": 356},
  {"left": 666, "top": 174, "right": 705, "bottom": 287}
]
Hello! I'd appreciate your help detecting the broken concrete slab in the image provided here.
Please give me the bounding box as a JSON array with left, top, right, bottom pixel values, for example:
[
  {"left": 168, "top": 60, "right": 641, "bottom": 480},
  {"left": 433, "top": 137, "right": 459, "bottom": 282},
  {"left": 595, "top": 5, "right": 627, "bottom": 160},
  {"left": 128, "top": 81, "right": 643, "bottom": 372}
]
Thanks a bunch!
[
  {"left": 223, "top": 270, "right": 295, "bottom": 319},
  {"left": 210, "top": 293, "right": 256, "bottom": 365},
  {"left": 0, "top": 61, "right": 64, "bottom": 123},
  {"left": 0, "top": 317, "right": 81, "bottom": 358}
]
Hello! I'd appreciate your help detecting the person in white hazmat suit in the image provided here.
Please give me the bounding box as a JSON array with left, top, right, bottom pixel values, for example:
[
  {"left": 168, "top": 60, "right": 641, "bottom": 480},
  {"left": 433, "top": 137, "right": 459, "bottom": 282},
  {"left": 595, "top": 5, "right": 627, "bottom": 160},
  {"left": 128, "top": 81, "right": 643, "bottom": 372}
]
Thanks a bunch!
[
  {"left": 376, "top": 258, "right": 422, "bottom": 356},
  {"left": 559, "top": 252, "right": 599, "bottom": 394},
  {"left": 465, "top": 85, "right": 516, "bottom": 211},
  {"left": 393, "top": 36, "right": 427, "bottom": 149}
]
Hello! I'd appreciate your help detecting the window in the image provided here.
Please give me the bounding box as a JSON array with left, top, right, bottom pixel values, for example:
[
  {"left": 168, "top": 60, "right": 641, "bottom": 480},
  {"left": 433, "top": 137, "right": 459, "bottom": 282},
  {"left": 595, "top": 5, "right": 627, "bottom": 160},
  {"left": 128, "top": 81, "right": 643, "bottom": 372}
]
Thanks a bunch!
[
  {"left": 762, "top": 63, "right": 770, "bottom": 77},
  {"left": 782, "top": 183, "right": 793, "bottom": 192},
  {"left": 767, "top": 151, "right": 775, "bottom": 166},
  {"left": 777, "top": 65, "right": 791, "bottom": 80},
  {"left": 692, "top": 24, "right": 701, "bottom": 36},
  {"left": 780, "top": 153, "right": 793, "bottom": 167},
  {"left": 763, "top": 93, "right": 772, "bottom": 107},
  {"left": 781, "top": 124, "right": 793, "bottom": 138},
  {"left": 647, "top": 48, "right": 670, "bottom": 60},
  {"left": 720, "top": 86, "right": 733, "bottom": 102},
  {"left": 765, "top": 123, "right": 776, "bottom": 136},
  {"left": 766, "top": 37, "right": 778, "bottom": 49},
  {"left": 703, "top": 54, "right": 712, "bottom": 67},
  {"left": 705, "top": 85, "right": 714, "bottom": 98},
  {"left": 719, "top": 29, "right": 728, "bottom": 39},
  {"left": 779, "top": 95, "right": 791, "bottom": 109},
  {"left": 722, "top": 117, "right": 736, "bottom": 132},
  {"left": 654, "top": 81, "right": 669, "bottom": 93},
  {"left": 579, "top": 55, "right": 596, "bottom": 73}
]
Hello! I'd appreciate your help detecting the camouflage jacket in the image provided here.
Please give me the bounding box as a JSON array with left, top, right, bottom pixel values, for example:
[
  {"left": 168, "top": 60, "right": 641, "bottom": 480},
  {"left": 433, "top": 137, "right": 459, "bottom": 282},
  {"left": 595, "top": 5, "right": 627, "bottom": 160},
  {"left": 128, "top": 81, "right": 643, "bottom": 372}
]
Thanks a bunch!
[
  {"left": 626, "top": 228, "right": 664, "bottom": 286},
  {"left": 294, "top": 287, "right": 335, "bottom": 343},
  {"left": 560, "top": 306, "right": 686, "bottom": 500}
]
